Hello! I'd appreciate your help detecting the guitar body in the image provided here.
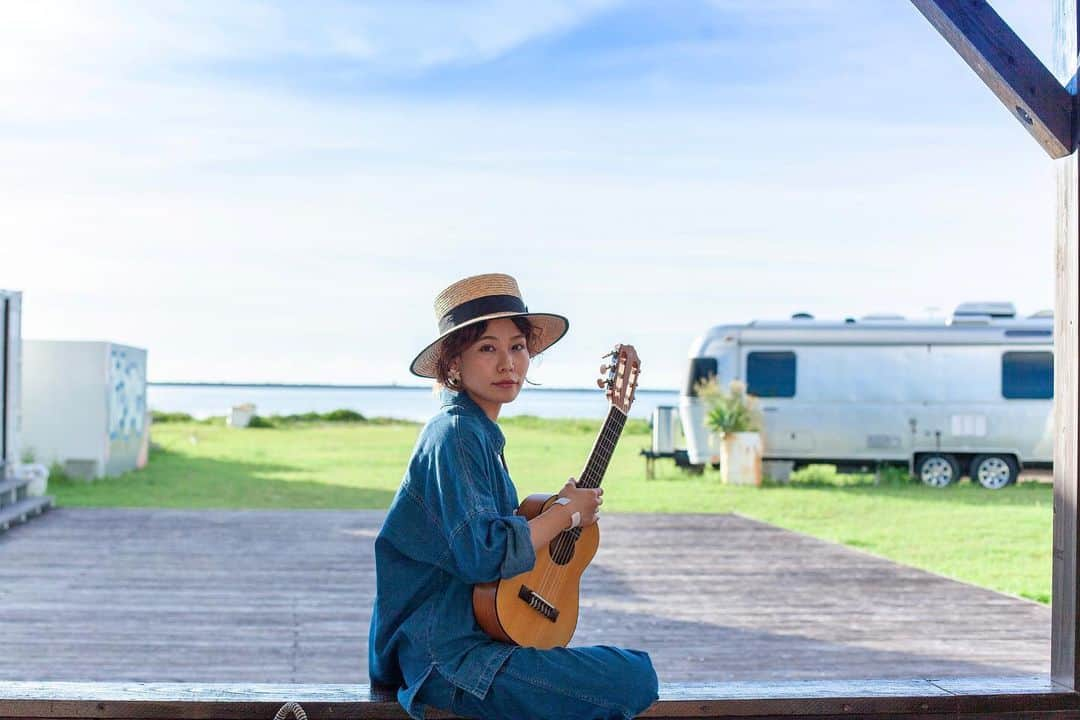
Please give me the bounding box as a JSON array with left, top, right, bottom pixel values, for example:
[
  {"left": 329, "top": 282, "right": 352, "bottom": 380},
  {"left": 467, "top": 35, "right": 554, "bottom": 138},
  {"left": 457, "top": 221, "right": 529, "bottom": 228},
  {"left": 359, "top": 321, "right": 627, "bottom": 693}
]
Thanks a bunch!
[{"left": 473, "top": 493, "right": 599, "bottom": 648}]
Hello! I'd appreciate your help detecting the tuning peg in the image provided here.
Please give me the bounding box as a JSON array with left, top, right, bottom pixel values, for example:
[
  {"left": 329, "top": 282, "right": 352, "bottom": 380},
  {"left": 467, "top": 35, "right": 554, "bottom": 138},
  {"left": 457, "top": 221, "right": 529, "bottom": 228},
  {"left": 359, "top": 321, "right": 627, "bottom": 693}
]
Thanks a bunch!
[
  {"left": 596, "top": 378, "right": 607, "bottom": 389},
  {"left": 600, "top": 364, "right": 611, "bottom": 375}
]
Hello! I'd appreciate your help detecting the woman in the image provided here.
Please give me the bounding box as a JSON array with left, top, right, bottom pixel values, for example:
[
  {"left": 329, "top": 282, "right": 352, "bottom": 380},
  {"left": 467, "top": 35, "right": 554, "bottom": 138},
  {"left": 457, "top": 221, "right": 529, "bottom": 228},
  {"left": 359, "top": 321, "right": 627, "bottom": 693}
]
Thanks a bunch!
[{"left": 369, "top": 273, "right": 658, "bottom": 720}]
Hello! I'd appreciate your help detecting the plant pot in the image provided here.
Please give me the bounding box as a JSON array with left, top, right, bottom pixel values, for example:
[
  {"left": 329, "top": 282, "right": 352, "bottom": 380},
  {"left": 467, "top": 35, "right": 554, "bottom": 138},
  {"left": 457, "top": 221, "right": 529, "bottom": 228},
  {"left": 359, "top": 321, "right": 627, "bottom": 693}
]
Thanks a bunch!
[
  {"left": 228, "top": 403, "right": 256, "bottom": 428},
  {"left": 15, "top": 463, "right": 49, "bottom": 496},
  {"left": 720, "top": 432, "right": 762, "bottom": 486}
]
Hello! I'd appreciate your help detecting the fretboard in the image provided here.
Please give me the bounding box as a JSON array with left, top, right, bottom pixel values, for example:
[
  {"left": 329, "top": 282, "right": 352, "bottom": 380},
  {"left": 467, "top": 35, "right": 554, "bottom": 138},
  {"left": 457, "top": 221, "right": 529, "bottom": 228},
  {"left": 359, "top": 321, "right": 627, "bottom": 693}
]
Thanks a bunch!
[{"left": 576, "top": 406, "right": 627, "bottom": 489}]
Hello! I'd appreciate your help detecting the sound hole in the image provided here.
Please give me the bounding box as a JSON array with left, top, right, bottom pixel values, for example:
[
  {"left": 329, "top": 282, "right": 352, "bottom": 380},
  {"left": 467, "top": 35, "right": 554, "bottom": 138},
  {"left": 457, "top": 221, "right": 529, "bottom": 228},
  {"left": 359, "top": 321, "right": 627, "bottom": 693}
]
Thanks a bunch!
[{"left": 547, "top": 528, "right": 581, "bottom": 566}]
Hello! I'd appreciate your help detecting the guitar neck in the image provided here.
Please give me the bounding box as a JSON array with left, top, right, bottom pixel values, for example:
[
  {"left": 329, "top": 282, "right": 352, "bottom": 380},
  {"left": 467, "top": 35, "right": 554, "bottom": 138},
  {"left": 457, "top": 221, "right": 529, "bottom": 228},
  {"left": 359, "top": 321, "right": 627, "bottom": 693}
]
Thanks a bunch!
[{"left": 576, "top": 406, "right": 628, "bottom": 490}]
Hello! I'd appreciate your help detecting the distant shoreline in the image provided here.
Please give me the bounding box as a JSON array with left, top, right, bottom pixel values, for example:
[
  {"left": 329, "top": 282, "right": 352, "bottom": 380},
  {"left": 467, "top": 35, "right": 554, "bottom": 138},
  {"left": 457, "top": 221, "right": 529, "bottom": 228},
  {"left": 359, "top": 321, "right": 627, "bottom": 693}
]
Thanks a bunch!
[{"left": 149, "top": 381, "right": 678, "bottom": 393}]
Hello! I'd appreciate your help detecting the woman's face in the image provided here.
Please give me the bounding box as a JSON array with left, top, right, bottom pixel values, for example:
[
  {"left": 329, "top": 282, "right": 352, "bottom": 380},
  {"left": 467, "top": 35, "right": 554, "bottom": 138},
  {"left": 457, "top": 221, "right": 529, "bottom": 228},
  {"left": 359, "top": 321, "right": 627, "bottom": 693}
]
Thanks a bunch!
[{"left": 452, "top": 317, "right": 530, "bottom": 420}]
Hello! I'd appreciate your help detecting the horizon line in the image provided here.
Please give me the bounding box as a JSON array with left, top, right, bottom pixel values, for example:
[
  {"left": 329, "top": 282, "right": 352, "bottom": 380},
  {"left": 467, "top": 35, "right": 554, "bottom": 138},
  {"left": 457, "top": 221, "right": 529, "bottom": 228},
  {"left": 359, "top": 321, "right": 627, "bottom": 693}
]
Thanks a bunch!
[{"left": 148, "top": 381, "right": 679, "bottom": 393}]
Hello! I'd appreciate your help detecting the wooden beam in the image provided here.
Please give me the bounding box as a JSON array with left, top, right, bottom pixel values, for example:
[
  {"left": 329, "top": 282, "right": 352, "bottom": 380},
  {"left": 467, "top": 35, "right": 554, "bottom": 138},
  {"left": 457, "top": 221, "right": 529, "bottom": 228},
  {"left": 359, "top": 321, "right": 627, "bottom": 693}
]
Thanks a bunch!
[
  {"left": 910, "top": 0, "right": 1074, "bottom": 159},
  {"left": 0, "top": 679, "right": 1077, "bottom": 720},
  {"left": 1052, "top": 0, "right": 1080, "bottom": 691}
]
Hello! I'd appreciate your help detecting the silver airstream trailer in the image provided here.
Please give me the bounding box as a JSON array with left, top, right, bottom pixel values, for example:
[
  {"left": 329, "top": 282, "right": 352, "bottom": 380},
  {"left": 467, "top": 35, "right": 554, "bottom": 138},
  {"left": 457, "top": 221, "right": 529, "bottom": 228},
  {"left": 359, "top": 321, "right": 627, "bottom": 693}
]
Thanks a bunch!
[{"left": 679, "top": 302, "right": 1053, "bottom": 489}]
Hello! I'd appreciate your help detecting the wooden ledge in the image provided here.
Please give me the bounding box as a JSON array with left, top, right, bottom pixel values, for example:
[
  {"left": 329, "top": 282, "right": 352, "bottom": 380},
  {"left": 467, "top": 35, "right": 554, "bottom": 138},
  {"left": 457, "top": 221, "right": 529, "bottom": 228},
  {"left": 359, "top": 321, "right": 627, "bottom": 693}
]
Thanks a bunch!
[{"left": 0, "top": 677, "right": 1076, "bottom": 719}]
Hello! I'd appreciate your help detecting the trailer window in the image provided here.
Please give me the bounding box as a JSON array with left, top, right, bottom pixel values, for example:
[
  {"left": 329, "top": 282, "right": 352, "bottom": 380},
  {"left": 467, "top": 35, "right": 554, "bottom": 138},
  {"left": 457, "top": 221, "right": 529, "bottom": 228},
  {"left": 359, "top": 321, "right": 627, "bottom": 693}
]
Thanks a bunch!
[
  {"left": 747, "top": 351, "right": 796, "bottom": 398},
  {"left": 1002, "top": 351, "right": 1053, "bottom": 399},
  {"left": 684, "top": 357, "right": 718, "bottom": 396}
]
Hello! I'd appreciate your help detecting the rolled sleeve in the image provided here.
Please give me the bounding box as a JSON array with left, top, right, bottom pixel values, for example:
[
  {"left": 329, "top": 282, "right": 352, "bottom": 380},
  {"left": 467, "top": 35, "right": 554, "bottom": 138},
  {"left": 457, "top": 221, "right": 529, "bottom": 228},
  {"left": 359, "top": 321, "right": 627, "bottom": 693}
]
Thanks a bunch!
[
  {"left": 431, "top": 418, "right": 537, "bottom": 584},
  {"left": 448, "top": 512, "right": 535, "bottom": 584}
]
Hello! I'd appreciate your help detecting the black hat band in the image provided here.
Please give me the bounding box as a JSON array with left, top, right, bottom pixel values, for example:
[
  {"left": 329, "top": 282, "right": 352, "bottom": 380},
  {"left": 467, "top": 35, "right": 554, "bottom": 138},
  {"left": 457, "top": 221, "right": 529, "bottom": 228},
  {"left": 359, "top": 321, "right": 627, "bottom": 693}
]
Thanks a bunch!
[{"left": 438, "top": 295, "right": 528, "bottom": 334}]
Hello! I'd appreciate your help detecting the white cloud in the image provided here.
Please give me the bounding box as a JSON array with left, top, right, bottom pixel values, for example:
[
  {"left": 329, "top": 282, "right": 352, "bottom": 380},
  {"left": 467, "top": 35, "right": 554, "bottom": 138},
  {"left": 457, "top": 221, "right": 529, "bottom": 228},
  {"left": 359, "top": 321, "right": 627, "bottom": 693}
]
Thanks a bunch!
[
  {"left": 1, "top": 0, "right": 621, "bottom": 120},
  {"left": 1, "top": 1, "right": 1058, "bottom": 387}
]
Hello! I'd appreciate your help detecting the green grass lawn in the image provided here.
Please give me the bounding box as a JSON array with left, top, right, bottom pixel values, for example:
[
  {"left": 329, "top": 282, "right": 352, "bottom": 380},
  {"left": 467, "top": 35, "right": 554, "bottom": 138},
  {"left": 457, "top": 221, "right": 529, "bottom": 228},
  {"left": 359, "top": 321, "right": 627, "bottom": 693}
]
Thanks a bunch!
[{"left": 50, "top": 416, "right": 1053, "bottom": 604}]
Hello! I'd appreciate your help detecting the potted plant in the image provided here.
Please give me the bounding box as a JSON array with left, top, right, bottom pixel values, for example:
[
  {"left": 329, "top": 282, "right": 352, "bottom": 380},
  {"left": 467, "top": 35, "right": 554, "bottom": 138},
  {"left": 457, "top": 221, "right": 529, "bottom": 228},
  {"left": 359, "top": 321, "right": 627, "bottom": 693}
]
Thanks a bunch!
[{"left": 695, "top": 378, "right": 764, "bottom": 485}]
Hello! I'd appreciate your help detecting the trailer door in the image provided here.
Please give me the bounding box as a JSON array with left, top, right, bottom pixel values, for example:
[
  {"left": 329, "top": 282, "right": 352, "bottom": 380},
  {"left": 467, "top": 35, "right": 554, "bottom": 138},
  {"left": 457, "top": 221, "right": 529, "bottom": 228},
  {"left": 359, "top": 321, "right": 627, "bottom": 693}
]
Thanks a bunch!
[{"left": 914, "top": 345, "right": 999, "bottom": 456}]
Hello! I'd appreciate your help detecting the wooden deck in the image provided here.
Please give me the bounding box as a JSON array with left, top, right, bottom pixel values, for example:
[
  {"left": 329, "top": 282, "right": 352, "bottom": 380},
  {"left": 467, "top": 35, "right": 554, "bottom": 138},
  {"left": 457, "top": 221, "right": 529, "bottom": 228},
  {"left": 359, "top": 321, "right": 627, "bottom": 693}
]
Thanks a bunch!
[{"left": 0, "top": 508, "right": 1049, "bottom": 683}]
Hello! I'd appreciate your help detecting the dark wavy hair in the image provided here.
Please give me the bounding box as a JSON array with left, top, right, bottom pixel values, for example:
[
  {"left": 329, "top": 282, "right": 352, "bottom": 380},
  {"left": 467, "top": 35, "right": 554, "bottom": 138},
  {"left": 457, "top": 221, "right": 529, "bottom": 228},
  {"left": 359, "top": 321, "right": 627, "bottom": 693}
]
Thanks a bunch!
[{"left": 434, "top": 316, "right": 539, "bottom": 390}]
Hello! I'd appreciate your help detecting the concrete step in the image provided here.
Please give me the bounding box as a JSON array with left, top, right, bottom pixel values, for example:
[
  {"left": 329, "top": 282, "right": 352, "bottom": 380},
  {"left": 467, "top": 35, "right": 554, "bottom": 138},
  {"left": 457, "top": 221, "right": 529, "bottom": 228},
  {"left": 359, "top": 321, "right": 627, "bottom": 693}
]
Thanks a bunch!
[
  {"left": 0, "top": 476, "right": 31, "bottom": 503},
  {"left": 0, "top": 495, "right": 53, "bottom": 532}
]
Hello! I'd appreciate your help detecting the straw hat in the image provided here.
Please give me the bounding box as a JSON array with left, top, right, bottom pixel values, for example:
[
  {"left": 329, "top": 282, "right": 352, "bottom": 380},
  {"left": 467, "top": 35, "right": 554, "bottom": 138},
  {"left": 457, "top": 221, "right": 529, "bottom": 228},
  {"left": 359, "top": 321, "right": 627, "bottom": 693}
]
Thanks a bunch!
[{"left": 410, "top": 273, "right": 569, "bottom": 379}]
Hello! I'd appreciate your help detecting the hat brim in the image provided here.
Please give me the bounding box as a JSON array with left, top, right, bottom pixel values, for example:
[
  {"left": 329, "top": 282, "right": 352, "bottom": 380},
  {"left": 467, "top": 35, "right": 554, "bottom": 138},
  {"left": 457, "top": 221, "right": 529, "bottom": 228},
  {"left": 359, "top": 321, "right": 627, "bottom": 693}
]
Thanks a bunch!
[{"left": 409, "top": 312, "right": 569, "bottom": 379}]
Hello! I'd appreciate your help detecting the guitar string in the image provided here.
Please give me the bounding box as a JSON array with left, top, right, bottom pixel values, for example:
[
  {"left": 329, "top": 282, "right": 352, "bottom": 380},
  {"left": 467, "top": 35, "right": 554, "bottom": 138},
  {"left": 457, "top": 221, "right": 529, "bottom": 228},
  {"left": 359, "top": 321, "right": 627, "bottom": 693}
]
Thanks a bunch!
[
  {"left": 539, "top": 415, "right": 622, "bottom": 602},
  {"left": 543, "top": 413, "right": 618, "bottom": 588},
  {"left": 532, "top": 358, "right": 635, "bottom": 609},
  {"left": 535, "top": 426, "right": 608, "bottom": 598},
  {"left": 511, "top": 356, "right": 637, "bottom": 645},
  {"left": 535, "top": 413, "right": 615, "bottom": 599},
  {"left": 537, "top": 409, "right": 616, "bottom": 592},
  {"left": 536, "top": 410, "right": 624, "bottom": 603}
]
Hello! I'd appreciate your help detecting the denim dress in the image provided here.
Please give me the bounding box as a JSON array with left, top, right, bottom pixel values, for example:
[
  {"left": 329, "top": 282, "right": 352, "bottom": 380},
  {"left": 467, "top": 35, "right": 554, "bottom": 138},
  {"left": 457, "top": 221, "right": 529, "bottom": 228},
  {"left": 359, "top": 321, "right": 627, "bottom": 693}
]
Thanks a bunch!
[{"left": 369, "top": 390, "right": 657, "bottom": 720}]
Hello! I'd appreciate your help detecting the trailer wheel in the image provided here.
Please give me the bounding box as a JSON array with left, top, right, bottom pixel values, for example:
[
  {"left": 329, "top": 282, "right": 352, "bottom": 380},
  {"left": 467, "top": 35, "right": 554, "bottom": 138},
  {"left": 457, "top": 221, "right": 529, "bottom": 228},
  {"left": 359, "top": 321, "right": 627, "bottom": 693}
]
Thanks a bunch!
[
  {"left": 916, "top": 454, "right": 960, "bottom": 488},
  {"left": 970, "top": 454, "right": 1018, "bottom": 490}
]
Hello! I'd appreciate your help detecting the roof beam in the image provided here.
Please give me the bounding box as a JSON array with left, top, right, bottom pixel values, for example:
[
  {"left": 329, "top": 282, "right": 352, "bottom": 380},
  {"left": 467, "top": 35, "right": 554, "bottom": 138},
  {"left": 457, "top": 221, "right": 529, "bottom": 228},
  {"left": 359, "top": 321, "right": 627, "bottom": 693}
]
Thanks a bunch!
[{"left": 910, "top": 0, "right": 1074, "bottom": 159}]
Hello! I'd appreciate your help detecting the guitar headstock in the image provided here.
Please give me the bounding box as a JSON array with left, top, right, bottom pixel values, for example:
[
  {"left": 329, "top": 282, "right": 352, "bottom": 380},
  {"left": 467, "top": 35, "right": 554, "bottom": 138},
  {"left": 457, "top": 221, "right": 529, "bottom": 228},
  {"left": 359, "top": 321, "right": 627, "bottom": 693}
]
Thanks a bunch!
[{"left": 597, "top": 344, "right": 641, "bottom": 415}]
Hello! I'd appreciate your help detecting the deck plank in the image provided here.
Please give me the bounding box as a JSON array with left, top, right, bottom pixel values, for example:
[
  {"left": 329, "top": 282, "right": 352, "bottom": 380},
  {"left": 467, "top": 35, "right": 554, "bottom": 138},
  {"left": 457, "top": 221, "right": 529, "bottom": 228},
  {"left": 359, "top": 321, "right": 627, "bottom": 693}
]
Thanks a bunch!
[{"left": 0, "top": 509, "right": 1050, "bottom": 683}]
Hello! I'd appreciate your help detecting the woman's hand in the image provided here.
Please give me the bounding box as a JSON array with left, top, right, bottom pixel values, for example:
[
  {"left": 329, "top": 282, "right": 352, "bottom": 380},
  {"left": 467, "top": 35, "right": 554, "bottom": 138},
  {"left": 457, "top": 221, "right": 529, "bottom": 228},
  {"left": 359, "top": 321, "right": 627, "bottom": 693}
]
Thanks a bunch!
[
  {"left": 526, "top": 477, "right": 605, "bottom": 553},
  {"left": 558, "top": 477, "right": 603, "bottom": 528}
]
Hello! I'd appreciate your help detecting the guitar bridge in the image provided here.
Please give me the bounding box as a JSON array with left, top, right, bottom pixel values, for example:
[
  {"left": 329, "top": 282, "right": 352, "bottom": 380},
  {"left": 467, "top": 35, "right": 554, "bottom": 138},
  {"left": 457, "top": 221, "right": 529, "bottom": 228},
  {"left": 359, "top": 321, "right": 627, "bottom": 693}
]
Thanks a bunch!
[{"left": 517, "top": 584, "right": 559, "bottom": 623}]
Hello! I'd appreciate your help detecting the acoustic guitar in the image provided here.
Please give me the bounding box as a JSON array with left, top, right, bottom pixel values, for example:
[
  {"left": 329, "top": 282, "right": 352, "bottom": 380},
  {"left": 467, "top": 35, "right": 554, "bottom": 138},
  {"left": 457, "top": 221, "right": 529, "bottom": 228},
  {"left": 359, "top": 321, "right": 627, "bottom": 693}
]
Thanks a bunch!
[{"left": 473, "top": 344, "right": 640, "bottom": 648}]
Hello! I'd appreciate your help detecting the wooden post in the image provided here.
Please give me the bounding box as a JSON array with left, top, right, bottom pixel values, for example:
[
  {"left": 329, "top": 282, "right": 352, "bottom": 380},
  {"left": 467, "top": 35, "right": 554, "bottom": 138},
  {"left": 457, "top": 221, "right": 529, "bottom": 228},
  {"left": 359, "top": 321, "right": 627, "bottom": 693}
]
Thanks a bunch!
[{"left": 1052, "top": 0, "right": 1080, "bottom": 691}]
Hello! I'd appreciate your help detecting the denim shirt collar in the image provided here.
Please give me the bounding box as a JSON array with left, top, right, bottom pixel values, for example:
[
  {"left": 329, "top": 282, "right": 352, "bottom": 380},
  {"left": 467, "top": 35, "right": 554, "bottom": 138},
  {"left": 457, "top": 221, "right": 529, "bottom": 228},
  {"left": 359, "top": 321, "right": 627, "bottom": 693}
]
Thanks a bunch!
[{"left": 440, "top": 390, "right": 506, "bottom": 452}]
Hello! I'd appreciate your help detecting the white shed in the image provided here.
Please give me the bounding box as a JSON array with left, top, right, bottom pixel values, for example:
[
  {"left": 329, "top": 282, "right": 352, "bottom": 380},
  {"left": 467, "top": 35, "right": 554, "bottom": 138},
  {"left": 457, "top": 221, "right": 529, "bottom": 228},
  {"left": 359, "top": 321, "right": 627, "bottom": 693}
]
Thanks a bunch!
[{"left": 22, "top": 340, "right": 149, "bottom": 479}]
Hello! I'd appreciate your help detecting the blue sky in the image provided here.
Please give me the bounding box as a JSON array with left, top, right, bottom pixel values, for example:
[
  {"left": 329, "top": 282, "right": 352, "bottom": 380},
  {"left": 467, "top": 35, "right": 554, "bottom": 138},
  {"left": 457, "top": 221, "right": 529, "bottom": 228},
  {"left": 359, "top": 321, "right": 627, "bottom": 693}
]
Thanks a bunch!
[{"left": 1, "top": 1, "right": 1058, "bottom": 390}]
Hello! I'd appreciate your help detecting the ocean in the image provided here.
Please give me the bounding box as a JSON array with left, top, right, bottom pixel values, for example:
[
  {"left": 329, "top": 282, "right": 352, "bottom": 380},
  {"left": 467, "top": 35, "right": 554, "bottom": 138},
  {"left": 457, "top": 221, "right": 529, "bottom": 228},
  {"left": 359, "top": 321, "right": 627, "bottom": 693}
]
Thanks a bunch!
[{"left": 147, "top": 384, "right": 681, "bottom": 422}]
